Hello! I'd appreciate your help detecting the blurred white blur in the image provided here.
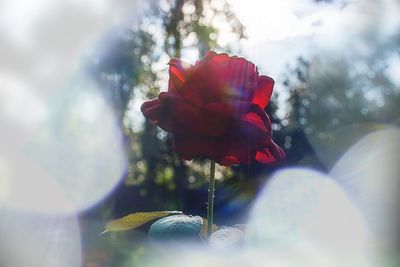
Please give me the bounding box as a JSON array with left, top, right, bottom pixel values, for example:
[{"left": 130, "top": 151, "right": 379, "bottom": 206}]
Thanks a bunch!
[
  {"left": 0, "top": 0, "right": 143, "bottom": 265},
  {"left": 130, "top": 170, "right": 375, "bottom": 267},
  {"left": 1, "top": 0, "right": 399, "bottom": 266},
  {"left": 331, "top": 128, "right": 400, "bottom": 253},
  {"left": 133, "top": 135, "right": 399, "bottom": 266},
  {"left": 246, "top": 168, "right": 372, "bottom": 267},
  {"left": 131, "top": 127, "right": 399, "bottom": 267},
  {"left": 0, "top": 209, "right": 81, "bottom": 267},
  {"left": 0, "top": 0, "right": 143, "bottom": 214}
]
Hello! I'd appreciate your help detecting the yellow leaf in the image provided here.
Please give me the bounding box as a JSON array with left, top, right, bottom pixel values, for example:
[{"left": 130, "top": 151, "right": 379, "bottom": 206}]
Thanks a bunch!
[
  {"left": 199, "top": 218, "right": 219, "bottom": 239},
  {"left": 101, "top": 211, "right": 182, "bottom": 234}
]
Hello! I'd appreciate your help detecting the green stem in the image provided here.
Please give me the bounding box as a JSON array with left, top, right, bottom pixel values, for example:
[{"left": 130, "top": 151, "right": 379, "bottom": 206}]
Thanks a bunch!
[{"left": 207, "top": 160, "right": 216, "bottom": 238}]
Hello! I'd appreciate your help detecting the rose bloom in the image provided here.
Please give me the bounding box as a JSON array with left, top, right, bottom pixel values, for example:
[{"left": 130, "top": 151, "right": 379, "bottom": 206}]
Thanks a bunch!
[{"left": 141, "top": 51, "right": 285, "bottom": 166}]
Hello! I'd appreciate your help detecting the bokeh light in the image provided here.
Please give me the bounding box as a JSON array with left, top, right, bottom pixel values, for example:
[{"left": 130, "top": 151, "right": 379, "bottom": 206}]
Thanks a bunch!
[
  {"left": 330, "top": 128, "right": 400, "bottom": 251},
  {"left": 0, "top": 209, "right": 81, "bottom": 267},
  {"left": 110, "top": 168, "right": 375, "bottom": 267},
  {"left": 247, "top": 168, "right": 372, "bottom": 266},
  {"left": 0, "top": 0, "right": 143, "bottom": 214},
  {"left": 0, "top": 74, "right": 127, "bottom": 214},
  {"left": 1, "top": 0, "right": 399, "bottom": 266}
]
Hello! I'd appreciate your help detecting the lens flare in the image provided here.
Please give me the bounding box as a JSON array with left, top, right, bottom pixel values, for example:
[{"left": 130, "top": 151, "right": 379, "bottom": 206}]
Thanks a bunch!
[
  {"left": 330, "top": 128, "right": 400, "bottom": 250},
  {"left": 0, "top": 209, "right": 81, "bottom": 267},
  {"left": 0, "top": 75, "right": 127, "bottom": 214},
  {"left": 118, "top": 168, "right": 374, "bottom": 267},
  {"left": 246, "top": 168, "right": 372, "bottom": 266}
]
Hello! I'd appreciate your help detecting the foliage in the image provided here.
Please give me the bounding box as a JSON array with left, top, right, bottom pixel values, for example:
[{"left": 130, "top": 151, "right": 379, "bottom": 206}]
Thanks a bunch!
[
  {"left": 85, "top": 0, "right": 246, "bottom": 221},
  {"left": 81, "top": 0, "right": 400, "bottom": 265},
  {"left": 281, "top": 34, "right": 400, "bottom": 167},
  {"left": 101, "top": 211, "right": 182, "bottom": 234}
]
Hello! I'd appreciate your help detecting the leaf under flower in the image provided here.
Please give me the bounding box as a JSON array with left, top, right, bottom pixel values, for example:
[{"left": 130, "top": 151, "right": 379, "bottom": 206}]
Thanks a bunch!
[{"left": 101, "top": 211, "right": 182, "bottom": 235}]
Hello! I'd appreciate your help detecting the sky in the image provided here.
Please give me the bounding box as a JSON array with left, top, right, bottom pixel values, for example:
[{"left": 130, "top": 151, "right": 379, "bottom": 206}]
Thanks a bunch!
[
  {"left": 229, "top": 1, "right": 343, "bottom": 88},
  {"left": 230, "top": 0, "right": 325, "bottom": 76},
  {"left": 228, "top": 0, "right": 400, "bottom": 117}
]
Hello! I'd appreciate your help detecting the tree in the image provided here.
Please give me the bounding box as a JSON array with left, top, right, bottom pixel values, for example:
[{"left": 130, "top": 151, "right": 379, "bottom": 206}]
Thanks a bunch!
[
  {"left": 85, "top": 0, "right": 245, "bottom": 217},
  {"left": 282, "top": 21, "right": 400, "bottom": 169}
]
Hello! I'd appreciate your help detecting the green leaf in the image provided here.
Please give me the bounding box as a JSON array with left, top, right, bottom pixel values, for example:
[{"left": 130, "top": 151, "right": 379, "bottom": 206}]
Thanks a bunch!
[{"left": 101, "top": 211, "right": 182, "bottom": 234}]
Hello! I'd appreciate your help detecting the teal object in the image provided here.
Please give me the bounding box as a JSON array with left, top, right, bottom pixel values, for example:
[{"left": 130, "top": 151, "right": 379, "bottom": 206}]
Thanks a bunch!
[{"left": 148, "top": 215, "right": 203, "bottom": 241}]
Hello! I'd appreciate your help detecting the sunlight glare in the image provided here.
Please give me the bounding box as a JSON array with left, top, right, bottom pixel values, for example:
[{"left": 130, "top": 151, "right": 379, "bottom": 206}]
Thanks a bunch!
[
  {"left": 247, "top": 168, "right": 372, "bottom": 266},
  {"left": 132, "top": 168, "right": 374, "bottom": 267},
  {"left": 229, "top": 0, "right": 318, "bottom": 42},
  {"left": 0, "top": 0, "right": 141, "bottom": 215},
  {"left": 330, "top": 128, "right": 400, "bottom": 251},
  {"left": 0, "top": 75, "right": 127, "bottom": 214},
  {"left": 0, "top": 209, "right": 81, "bottom": 267}
]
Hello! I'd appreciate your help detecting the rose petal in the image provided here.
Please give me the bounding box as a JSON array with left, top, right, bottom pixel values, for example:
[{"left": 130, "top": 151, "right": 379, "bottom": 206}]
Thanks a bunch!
[
  {"left": 253, "top": 75, "right": 274, "bottom": 108},
  {"left": 168, "top": 58, "right": 193, "bottom": 94},
  {"left": 205, "top": 51, "right": 229, "bottom": 63},
  {"left": 268, "top": 140, "right": 286, "bottom": 161},
  {"left": 172, "top": 100, "right": 274, "bottom": 165},
  {"left": 173, "top": 114, "right": 270, "bottom": 166},
  {"left": 174, "top": 133, "right": 259, "bottom": 166},
  {"left": 241, "top": 112, "right": 268, "bottom": 134},
  {"left": 238, "top": 103, "right": 272, "bottom": 139},
  {"left": 140, "top": 98, "right": 160, "bottom": 114},
  {"left": 141, "top": 98, "right": 176, "bottom": 133},
  {"left": 142, "top": 51, "right": 285, "bottom": 166},
  {"left": 180, "top": 53, "right": 258, "bottom": 106},
  {"left": 158, "top": 93, "right": 233, "bottom": 136},
  {"left": 220, "top": 156, "right": 241, "bottom": 166},
  {"left": 255, "top": 141, "right": 286, "bottom": 164},
  {"left": 218, "top": 143, "right": 257, "bottom": 166},
  {"left": 255, "top": 150, "right": 275, "bottom": 164},
  {"left": 203, "top": 101, "right": 254, "bottom": 119}
]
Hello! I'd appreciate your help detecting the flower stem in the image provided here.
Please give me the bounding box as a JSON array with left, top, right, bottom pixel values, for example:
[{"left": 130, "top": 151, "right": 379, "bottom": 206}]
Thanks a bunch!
[{"left": 207, "top": 160, "right": 216, "bottom": 238}]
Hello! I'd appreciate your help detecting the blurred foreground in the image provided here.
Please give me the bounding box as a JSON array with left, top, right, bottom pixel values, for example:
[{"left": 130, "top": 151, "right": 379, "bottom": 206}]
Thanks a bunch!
[{"left": 0, "top": 0, "right": 399, "bottom": 266}]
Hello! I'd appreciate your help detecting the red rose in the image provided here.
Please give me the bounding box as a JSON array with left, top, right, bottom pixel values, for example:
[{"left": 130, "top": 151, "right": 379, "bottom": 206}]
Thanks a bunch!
[{"left": 141, "top": 51, "right": 285, "bottom": 166}]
